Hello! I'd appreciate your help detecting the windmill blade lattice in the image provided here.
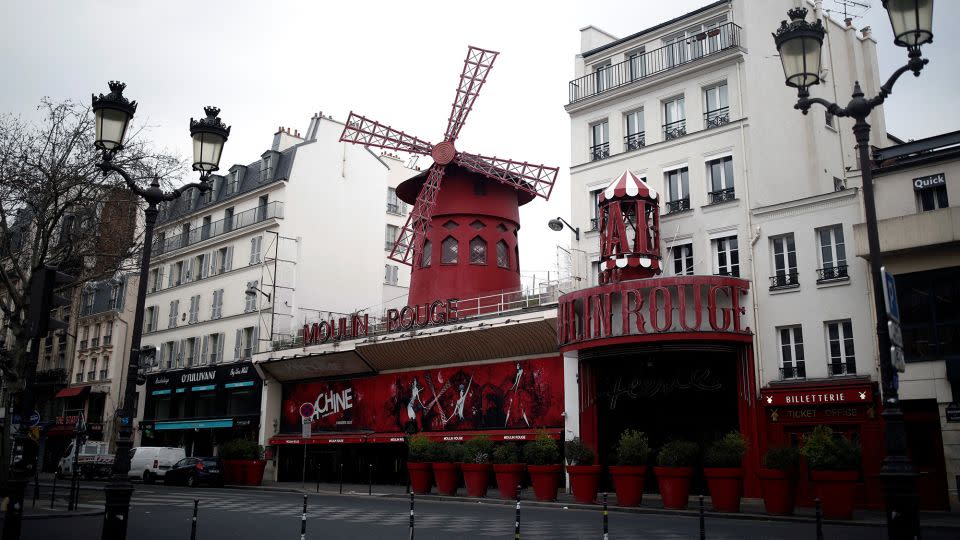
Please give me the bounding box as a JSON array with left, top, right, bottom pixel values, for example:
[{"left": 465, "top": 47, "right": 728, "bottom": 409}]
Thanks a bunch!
[
  {"left": 444, "top": 47, "right": 499, "bottom": 143},
  {"left": 455, "top": 152, "right": 558, "bottom": 200},
  {"left": 340, "top": 112, "right": 434, "bottom": 155},
  {"left": 389, "top": 164, "right": 445, "bottom": 265}
]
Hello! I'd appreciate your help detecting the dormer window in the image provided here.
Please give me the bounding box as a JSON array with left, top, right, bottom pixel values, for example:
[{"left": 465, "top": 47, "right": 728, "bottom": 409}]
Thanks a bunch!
[
  {"left": 261, "top": 155, "right": 272, "bottom": 182},
  {"left": 227, "top": 170, "right": 239, "bottom": 195}
]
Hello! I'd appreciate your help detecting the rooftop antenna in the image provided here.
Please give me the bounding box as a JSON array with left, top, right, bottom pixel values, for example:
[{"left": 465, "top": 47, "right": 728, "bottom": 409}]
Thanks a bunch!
[{"left": 825, "top": 0, "right": 871, "bottom": 25}]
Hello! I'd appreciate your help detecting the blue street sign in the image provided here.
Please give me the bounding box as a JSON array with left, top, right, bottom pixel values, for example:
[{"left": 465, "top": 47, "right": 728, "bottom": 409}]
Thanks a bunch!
[
  {"left": 28, "top": 411, "right": 40, "bottom": 427},
  {"left": 882, "top": 266, "right": 900, "bottom": 323},
  {"left": 120, "top": 416, "right": 131, "bottom": 426}
]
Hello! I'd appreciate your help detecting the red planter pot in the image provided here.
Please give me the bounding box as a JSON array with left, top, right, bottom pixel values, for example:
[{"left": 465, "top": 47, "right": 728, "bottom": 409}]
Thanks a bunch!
[
  {"left": 433, "top": 462, "right": 460, "bottom": 496},
  {"left": 654, "top": 466, "right": 693, "bottom": 509},
  {"left": 703, "top": 467, "right": 744, "bottom": 512},
  {"left": 408, "top": 462, "right": 434, "bottom": 495},
  {"left": 223, "top": 459, "right": 266, "bottom": 486},
  {"left": 528, "top": 464, "right": 562, "bottom": 502},
  {"left": 222, "top": 459, "right": 241, "bottom": 484},
  {"left": 811, "top": 470, "right": 859, "bottom": 520},
  {"left": 462, "top": 463, "right": 492, "bottom": 498},
  {"left": 567, "top": 465, "right": 602, "bottom": 504},
  {"left": 758, "top": 468, "right": 796, "bottom": 515},
  {"left": 609, "top": 465, "right": 647, "bottom": 507},
  {"left": 493, "top": 464, "right": 525, "bottom": 500}
]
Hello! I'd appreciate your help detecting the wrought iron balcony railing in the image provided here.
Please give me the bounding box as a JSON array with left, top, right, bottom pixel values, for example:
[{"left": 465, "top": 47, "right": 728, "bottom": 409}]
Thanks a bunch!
[
  {"left": 769, "top": 272, "right": 799, "bottom": 290},
  {"left": 568, "top": 22, "right": 742, "bottom": 104},
  {"left": 665, "top": 198, "right": 690, "bottom": 214},
  {"left": 589, "top": 217, "right": 599, "bottom": 231},
  {"left": 89, "top": 338, "right": 99, "bottom": 348},
  {"left": 780, "top": 364, "right": 806, "bottom": 380},
  {"left": 386, "top": 202, "right": 401, "bottom": 214},
  {"left": 817, "top": 264, "right": 849, "bottom": 283},
  {"left": 704, "top": 107, "right": 731, "bottom": 129},
  {"left": 153, "top": 201, "right": 284, "bottom": 256},
  {"left": 828, "top": 362, "right": 857, "bottom": 377},
  {"left": 624, "top": 132, "right": 646, "bottom": 151},
  {"left": 663, "top": 119, "right": 687, "bottom": 141},
  {"left": 708, "top": 187, "right": 736, "bottom": 204},
  {"left": 590, "top": 142, "right": 610, "bottom": 161}
]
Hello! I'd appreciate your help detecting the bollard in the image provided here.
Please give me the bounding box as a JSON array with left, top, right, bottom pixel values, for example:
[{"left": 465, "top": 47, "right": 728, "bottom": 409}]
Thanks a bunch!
[
  {"left": 50, "top": 474, "right": 57, "bottom": 510},
  {"left": 514, "top": 484, "right": 521, "bottom": 540},
  {"left": 602, "top": 492, "right": 609, "bottom": 540},
  {"left": 316, "top": 464, "right": 320, "bottom": 494},
  {"left": 339, "top": 463, "right": 343, "bottom": 495},
  {"left": 699, "top": 494, "right": 705, "bottom": 540},
  {"left": 815, "top": 497, "right": 824, "bottom": 540},
  {"left": 408, "top": 492, "right": 415, "bottom": 540},
  {"left": 190, "top": 499, "right": 199, "bottom": 540},
  {"left": 300, "top": 494, "right": 308, "bottom": 540},
  {"left": 368, "top": 464, "right": 373, "bottom": 496}
]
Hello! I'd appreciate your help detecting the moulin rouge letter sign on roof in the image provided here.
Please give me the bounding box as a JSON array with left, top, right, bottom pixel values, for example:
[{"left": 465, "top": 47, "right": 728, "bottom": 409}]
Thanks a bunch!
[{"left": 301, "top": 298, "right": 460, "bottom": 346}]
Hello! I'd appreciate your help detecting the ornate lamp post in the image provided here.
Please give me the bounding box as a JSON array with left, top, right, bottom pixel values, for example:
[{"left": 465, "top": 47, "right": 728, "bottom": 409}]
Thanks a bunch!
[
  {"left": 772, "top": 3, "right": 933, "bottom": 539},
  {"left": 91, "top": 81, "right": 230, "bottom": 540}
]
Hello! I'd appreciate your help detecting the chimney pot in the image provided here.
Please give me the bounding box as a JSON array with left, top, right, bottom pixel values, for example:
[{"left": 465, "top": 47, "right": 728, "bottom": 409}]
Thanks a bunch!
[{"left": 845, "top": 17, "right": 852, "bottom": 27}]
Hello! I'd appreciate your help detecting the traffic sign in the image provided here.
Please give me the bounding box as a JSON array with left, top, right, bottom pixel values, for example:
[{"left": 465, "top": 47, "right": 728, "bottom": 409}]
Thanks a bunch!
[
  {"left": 882, "top": 266, "right": 900, "bottom": 323},
  {"left": 891, "top": 346, "right": 906, "bottom": 373},
  {"left": 888, "top": 320, "right": 903, "bottom": 348},
  {"left": 28, "top": 411, "right": 40, "bottom": 427}
]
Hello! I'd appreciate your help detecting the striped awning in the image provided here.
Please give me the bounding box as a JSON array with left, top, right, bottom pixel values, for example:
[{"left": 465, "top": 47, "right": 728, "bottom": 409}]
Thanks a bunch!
[
  {"left": 599, "top": 170, "right": 658, "bottom": 202},
  {"left": 601, "top": 256, "right": 661, "bottom": 272}
]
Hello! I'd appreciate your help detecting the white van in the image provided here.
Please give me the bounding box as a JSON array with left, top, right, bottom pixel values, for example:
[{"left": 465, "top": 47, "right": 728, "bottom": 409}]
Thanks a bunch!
[{"left": 128, "top": 447, "right": 186, "bottom": 483}]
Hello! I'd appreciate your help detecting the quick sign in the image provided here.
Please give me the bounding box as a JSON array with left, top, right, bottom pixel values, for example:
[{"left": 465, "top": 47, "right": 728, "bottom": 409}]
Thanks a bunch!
[{"left": 912, "top": 173, "right": 945, "bottom": 190}]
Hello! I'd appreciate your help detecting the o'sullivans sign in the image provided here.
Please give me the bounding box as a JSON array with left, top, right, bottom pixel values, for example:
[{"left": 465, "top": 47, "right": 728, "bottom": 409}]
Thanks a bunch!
[{"left": 557, "top": 276, "right": 751, "bottom": 349}]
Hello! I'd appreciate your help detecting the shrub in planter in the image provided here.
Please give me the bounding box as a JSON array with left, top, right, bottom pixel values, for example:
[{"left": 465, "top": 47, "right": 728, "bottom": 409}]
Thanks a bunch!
[
  {"left": 654, "top": 440, "right": 698, "bottom": 509},
  {"left": 703, "top": 432, "right": 748, "bottom": 512},
  {"left": 219, "top": 439, "right": 266, "bottom": 486},
  {"left": 462, "top": 436, "right": 494, "bottom": 498},
  {"left": 492, "top": 443, "right": 524, "bottom": 500},
  {"left": 801, "top": 426, "right": 861, "bottom": 520},
  {"left": 565, "top": 437, "right": 601, "bottom": 504},
  {"left": 432, "top": 443, "right": 463, "bottom": 496},
  {"left": 524, "top": 432, "right": 562, "bottom": 502},
  {"left": 407, "top": 434, "right": 437, "bottom": 495},
  {"left": 609, "top": 430, "right": 650, "bottom": 507},
  {"left": 759, "top": 446, "right": 800, "bottom": 515}
]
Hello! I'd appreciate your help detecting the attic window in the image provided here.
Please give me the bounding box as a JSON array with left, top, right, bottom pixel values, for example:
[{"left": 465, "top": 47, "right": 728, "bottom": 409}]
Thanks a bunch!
[
  {"left": 496, "top": 223, "right": 507, "bottom": 233},
  {"left": 470, "top": 220, "right": 485, "bottom": 230},
  {"left": 442, "top": 220, "right": 459, "bottom": 230},
  {"left": 260, "top": 155, "right": 272, "bottom": 182},
  {"left": 227, "top": 171, "right": 239, "bottom": 194}
]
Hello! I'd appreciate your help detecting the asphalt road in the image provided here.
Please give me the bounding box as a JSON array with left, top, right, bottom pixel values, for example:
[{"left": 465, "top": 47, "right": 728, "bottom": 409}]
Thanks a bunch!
[{"left": 21, "top": 483, "right": 956, "bottom": 539}]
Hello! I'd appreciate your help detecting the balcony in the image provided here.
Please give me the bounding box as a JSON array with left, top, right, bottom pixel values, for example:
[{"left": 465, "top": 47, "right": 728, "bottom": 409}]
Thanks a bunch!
[
  {"left": 35, "top": 368, "right": 68, "bottom": 385},
  {"left": 624, "top": 132, "right": 646, "bottom": 151},
  {"left": 103, "top": 335, "right": 112, "bottom": 346},
  {"left": 780, "top": 364, "right": 806, "bottom": 380},
  {"left": 817, "top": 265, "right": 849, "bottom": 283},
  {"left": 99, "top": 369, "right": 108, "bottom": 380},
  {"left": 568, "top": 22, "right": 742, "bottom": 104},
  {"left": 769, "top": 272, "right": 799, "bottom": 290},
  {"left": 590, "top": 142, "right": 610, "bottom": 161},
  {"left": 665, "top": 198, "right": 690, "bottom": 214},
  {"left": 708, "top": 187, "right": 735, "bottom": 204},
  {"left": 79, "top": 340, "right": 88, "bottom": 350},
  {"left": 589, "top": 217, "right": 599, "bottom": 231},
  {"left": 87, "top": 370, "right": 95, "bottom": 381},
  {"left": 153, "top": 201, "right": 284, "bottom": 256},
  {"left": 75, "top": 373, "right": 83, "bottom": 383},
  {"left": 828, "top": 362, "right": 857, "bottom": 377},
  {"left": 704, "top": 107, "right": 731, "bottom": 129},
  {"left": 386, "top": 202, "right": 403, "bottom": 215},
  {"left": 663, "top": 119, "right": 687, "bottom": 141},
  {"left": 90, "top": 337, "right": 99, "bottom": 348}
]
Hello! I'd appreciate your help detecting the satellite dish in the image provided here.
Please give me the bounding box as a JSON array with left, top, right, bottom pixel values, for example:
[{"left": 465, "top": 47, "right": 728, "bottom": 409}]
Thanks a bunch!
[{"left": 548, "top": 218, "right": 564, "bottom": 232}]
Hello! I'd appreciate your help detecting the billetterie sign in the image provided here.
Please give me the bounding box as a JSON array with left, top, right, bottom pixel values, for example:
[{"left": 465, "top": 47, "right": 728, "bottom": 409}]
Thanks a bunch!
[{"left": 302, "top": 299, "right": 459, "bottom": 346}]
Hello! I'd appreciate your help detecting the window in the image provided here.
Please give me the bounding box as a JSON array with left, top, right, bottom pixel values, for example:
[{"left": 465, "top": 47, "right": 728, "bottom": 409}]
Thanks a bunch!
[
  {"left": 256, "top": 195, "right": 269, "bottom": 220},
  {"left": 261, "top": 155, "right": 272, "bottom": 182},
  {"left": 109, "top": 284, "right": 120, "bottom": 310},
  {"left": 227, "top": 171, "right": 239, "bottom": 194},
  {"left": 706, "top": 156, "right": 735, "bottom": 203},
  {"left": 663, "top": 32, "right": 687, "bottom": 67},
  {"left": 624, "top": 110, "right": 645, "bottom": 151},
  {"left": 496, "top": 240, "right": 510, "bottom": 269},
  {"left": 441, "top": 236, "right": 458, "bottom": 264},
  {"left": 816, "top": 225, "right": 848, "bottom": 282},
  {"left": 168, "top": 300, "right": 179, "bottom": 328},
  {"left": 590, "top": 121, "right": 610, "bottom": 161},
  {"left": 201, "top": 215, "right": 212, "bottom": 240},
  {"left": 244, "top": 281, "right": 258, "bottom": 313},
  {"left": 103, "top": 323, "right": 112, "bottom": 345},
  {"left": 826, "top": 320, "right": 856, "bottom": 376},
  {"left": 825, "top": 111, "right": 835, "bottom": 129},
  {"left": 99, "top": 357, "right": 109, "bottom": 380},
  {"left": 214, "top": 246, "right": 233, "bottom": 274},
  {"left": 469, "top": 236, "right": 487, "bottom": 265},
  {"left": 224, "top": 207, "right": 235, "bottom": 232},
  {"left": 916, "top": 179, "right": 949, "bottom": 212},
  {"left": 385, "top": 225, "right": 399, "bottom": 251},
  {"left": 627, "top": 49, "right": 646, "bottom": 80},
  {"left": 387, "top": 187, "right": 402, "bottom": 214},
  {"left": 77, "top": 359, "right": 85, "bottom": 383},
  {"left": 249, "top": 235, "right": 263, "bottom": 265},
  {"left": 193, "top": 254, "right": 207, "bottom": 280},
  {"left": 713, "top": 235, "right": 739, "bottom": 277},
  {"left": 384, "top": 264, "right": 398, "bottom": 285},
  {"left": 420, "top": 240, "right": 432, "bottom": 268},
  {"left": 149, "top": 268, "right": 161, "bottom": 293},
  {"left": 171, "top": 261, "right": 184, "bottom": 286},
  {"left": 770, "top": 234, "right": 798, "bottom": 289},
  {"left": 778, "top": 326, "right": 805, "bottom": 380},
  {"left": 91, "top": 323, "right": 101, "bottom": 347},
  {"left": 87, "top": 358, "right": 96, "bottom": 382},
  {"left": 896, "top": 267, "right": 960, "bottom": 360},
  {"left": 207, "top": 332, "right": 225, "bottom": 364},
  {"left": 589, "top": 189, "right": 603, "bottom": 230},
  {"left": 211, "top": 289, "right": 224, "bottom": 319},
  {"left": 593, "top": 61, "right": 612, "bottom": 92},
  {"left": 82, "top": 292, "right": 94, "bottom": 315},
  {"left": 184, "top": 337, "right": 197, "bottom": 367},
  {"left": 235, "top": 326, "right": 257, "bottom": 360},
  {"left": 665, "top": 167, "right": 690, "bottom": 213},
  {"left": 180, "top": 224, "right": 190, "bottom": 247},
  {"left": 145, "top": 306, "right": 158, "bottom": 333},
  {"left": 663, "top": 96, "right": 686, "bottom": 140},
  {"left": 188, "top": 295, "right": 200, "bottom": 323},
  {"left": 703, "top": 83, "right": 729, "bottom": 128},
  {"left": 670, "top": 243, "right": 694, "bottom": 276}
]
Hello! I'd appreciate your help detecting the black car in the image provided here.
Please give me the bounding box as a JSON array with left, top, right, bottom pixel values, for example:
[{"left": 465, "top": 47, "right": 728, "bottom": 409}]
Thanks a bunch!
[{"left": 163, "top": 457, "right": 224, "bottom": 487}]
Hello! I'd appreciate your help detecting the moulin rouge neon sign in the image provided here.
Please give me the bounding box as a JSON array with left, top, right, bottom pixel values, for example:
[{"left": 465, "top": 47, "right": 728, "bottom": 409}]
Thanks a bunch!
[{"left": 301, "top": 299, "right": 459, "bottom": 346}]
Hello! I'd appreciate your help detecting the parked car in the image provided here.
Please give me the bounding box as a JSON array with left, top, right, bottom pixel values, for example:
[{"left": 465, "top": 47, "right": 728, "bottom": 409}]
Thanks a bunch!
[
  {"left": 57, "top": 440, "right": 114, "bottom": 480},
  {"left": 163, "top": 457, "right": 224, "bottom": 487},
  {"left": 128, "top": 446, "right": 186, "bottom": 483}
]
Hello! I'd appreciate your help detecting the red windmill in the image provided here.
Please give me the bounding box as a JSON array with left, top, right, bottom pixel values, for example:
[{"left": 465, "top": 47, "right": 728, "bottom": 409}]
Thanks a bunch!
[{"left": 340, "top": 46, "right": 559, "bottom": 306}]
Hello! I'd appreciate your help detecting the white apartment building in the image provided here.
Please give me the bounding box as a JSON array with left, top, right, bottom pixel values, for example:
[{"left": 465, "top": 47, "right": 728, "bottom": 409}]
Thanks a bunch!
[
  {"left": 564, "top": 0, "right": 923, "bottom": 508},
  {"left": 381, "top": 152, "right": 416, "bottom": 311},
  {"left": 136, "top": 114, "right": 417, "bottom": 454}
]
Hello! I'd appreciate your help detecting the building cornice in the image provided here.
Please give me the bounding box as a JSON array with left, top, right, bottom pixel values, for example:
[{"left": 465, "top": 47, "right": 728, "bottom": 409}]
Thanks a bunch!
[{"left": 751, "top": 187, "right": 860, "bottom": 220}]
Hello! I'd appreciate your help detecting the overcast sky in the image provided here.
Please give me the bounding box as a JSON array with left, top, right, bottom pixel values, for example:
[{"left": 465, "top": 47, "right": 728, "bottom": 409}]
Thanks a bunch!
[{"left": 2, "top": 0, "right": 957, "bottom": 288}]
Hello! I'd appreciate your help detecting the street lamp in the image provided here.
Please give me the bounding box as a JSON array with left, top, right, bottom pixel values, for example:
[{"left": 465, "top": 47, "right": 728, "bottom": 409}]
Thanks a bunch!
[
  {"left": 548, "top": 216, "right": 580, "bottom": 241},
  {"left": 772, "top": 4, "right": 933, "bottom": 539},
  {"left": 91, "top": 81, "right": 229, "bottom": 540}
]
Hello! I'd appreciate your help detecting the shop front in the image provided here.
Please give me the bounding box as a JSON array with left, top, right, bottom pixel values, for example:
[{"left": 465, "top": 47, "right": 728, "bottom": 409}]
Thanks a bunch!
[{"left": 140, "top": 362, "right": 261, "bottom": 456}]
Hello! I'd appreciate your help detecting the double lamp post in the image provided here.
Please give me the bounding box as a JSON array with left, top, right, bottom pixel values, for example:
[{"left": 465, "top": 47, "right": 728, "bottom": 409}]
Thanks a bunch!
[
  {"left": 91, "top": 81, "right": 230, "bottom": 540},
  {"left": 772, "top": 1, "right": 933, "bottom": 538}
]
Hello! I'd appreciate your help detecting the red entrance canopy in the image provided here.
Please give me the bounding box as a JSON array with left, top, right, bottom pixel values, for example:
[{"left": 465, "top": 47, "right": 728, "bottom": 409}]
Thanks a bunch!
[{"left": 55, "top": 386, "right": 89, "bottom": 399}]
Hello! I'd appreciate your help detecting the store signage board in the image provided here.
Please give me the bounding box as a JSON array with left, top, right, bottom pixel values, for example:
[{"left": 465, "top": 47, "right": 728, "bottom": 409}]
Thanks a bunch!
[
  {"left": 761, "top": 385, "right": 873, "bottom": 407},
  {"left": 946, "top": 403, "right": 960, "bottom": 423},
  {"left": 912, "top": 173, "right": 945, "bottom": 190},
  {"left": 882, "top": 267, "right": 900, "bottom": 323}
]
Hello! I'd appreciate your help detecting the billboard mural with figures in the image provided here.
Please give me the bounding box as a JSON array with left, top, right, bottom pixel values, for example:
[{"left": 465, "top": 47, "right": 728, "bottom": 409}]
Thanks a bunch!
[{"left": 280, "top": 357, "right": 563, "bottom": 434}]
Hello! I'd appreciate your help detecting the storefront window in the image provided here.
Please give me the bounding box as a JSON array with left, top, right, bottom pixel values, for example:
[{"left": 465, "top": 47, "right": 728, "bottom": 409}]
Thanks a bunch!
[
  {"left": 193, "top": 392, "right": 217, "bottom": 418},
  {"left": 227, "top": 389, "right": 258, "bottom": 416},
  {"left": 154, "top": 397, "right": 172, "bottom": 420},
  {"left": 897, "top": 267, "right": 960, "bottom": 359}
]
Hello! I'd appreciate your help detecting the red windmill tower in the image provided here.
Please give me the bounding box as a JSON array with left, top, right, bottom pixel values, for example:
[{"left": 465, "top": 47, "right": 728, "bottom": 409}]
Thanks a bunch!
[{"left": 339, "top": 46, "right": 559, "bottom": 306}]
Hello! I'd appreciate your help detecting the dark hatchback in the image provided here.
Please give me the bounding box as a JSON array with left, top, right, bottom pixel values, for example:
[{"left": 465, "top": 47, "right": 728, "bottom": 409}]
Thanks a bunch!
[{"left": 163, "top": 457, "right": 224, "bottom": 487}]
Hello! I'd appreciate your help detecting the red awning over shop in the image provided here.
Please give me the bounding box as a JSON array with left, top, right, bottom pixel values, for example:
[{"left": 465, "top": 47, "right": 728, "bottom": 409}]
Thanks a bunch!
[
  {"left": 268, "top": 429, "right": 561, "bottom": 446},
  {"left": 366, "top": 432, "right": 407, "bottom": 444},
  {"left": 268, "top": 434, "right": 368, "bottom": 446},
  {"left": 420, "top": 429, "right": 561, "bottom": 443},
  {"left": 45, "top": 424, "right": 76, "bottom": 437},
  {"left": 55, "top": 386, "right": 90, "bottom": 399}
]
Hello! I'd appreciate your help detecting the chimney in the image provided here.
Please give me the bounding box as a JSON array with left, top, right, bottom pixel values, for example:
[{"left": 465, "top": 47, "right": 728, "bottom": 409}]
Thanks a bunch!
[
  {"left": 305, "top": 112, "right": 322, "bottom": 141},
  {"left": 272, "top": 124, "right": 305, "bottom": 152},
  {"left": 861, "top": 26, "right": 871, "bottom": 38},
  {"left": 845, "top": 17, "right": 853, "bottom": 27}
]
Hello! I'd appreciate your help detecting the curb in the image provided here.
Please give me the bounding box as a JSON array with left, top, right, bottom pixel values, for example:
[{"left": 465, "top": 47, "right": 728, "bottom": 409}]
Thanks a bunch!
[{"left": 20, "top": 510, "right": 104, "bottom": 521}]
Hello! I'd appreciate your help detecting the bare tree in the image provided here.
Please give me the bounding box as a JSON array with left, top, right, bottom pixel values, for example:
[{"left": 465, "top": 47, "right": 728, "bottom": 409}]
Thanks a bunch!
[{"left": 0, "top": 97, "right": 184, "bottom": 387}]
